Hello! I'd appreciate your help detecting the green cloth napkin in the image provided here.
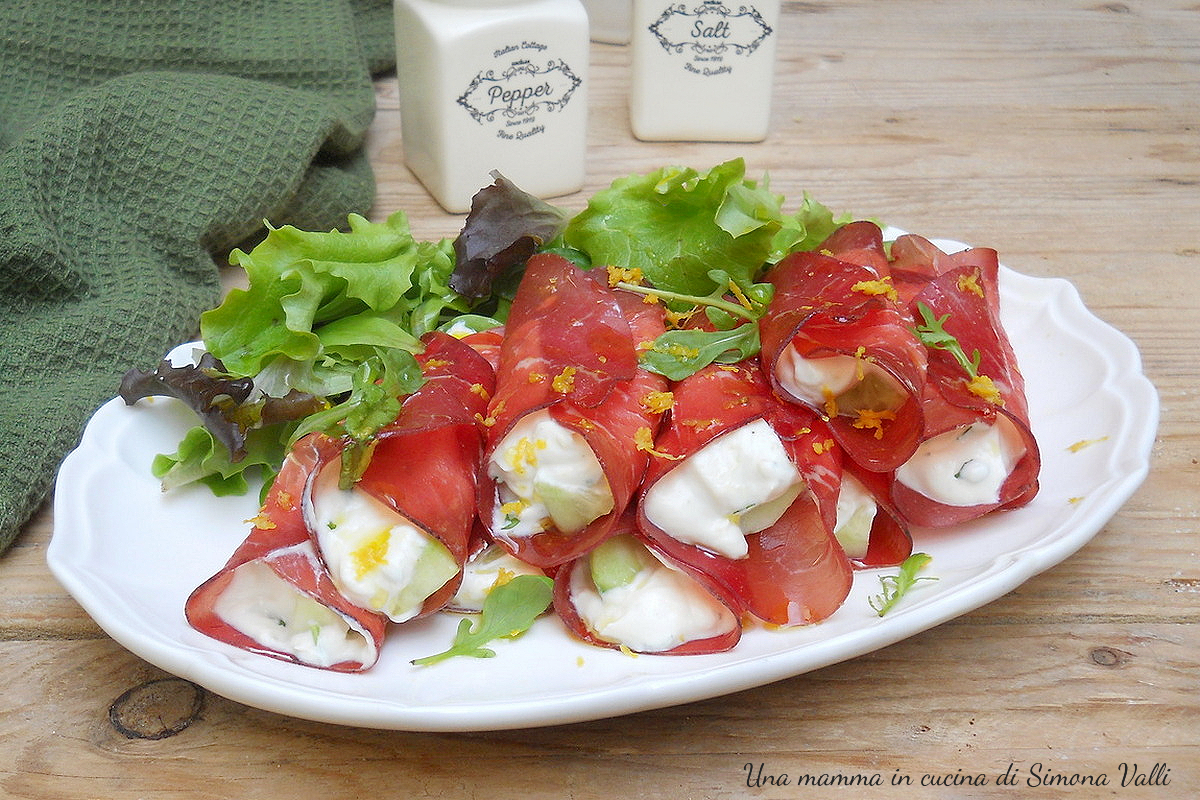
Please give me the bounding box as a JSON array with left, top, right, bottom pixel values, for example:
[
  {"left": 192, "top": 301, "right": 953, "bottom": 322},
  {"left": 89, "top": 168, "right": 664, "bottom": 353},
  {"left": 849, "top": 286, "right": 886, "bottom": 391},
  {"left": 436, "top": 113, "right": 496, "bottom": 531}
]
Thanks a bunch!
[{"left": 0, "top": 0, "right": 396, "bottom": 552}]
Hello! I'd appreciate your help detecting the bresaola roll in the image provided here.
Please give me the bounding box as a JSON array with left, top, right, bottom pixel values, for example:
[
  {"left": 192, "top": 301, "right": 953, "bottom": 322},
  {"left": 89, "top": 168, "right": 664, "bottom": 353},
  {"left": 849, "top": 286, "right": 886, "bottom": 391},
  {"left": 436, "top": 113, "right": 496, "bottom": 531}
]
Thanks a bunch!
[
  {"left": 764, "top": 222, "right": 1040, "bottom": 529},
  {"left": 186, "top": 331, "right": 495, "bottom": 669},
  {"left": 185, "top": 434, "right": 388, "bottom": 671},
  {"left": 760, "top": 223, "right": 928, "bottom": 472},
  {"left": 310, "top": 331, "right": 494, "bottom": 622},
  {"left": 886, "top": 236, "right": 1040, "bottom": 527},
  {"left": 636, "top": 361, "right": 854, "bottom": 627},
  {"left": 477, "top": 253, "right": 668, "bottom": 568}
]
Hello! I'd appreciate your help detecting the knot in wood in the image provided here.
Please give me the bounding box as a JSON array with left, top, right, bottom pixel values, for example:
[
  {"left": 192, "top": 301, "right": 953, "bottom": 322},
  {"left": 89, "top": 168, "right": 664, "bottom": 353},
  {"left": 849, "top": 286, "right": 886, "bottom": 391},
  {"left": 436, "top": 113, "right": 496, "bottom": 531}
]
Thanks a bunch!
[
  {"left": 1088, "top": 646, "right": 1132, "bottom": 668},
  {"left": 108, "top": 678, "right": 205, "bottom": 740}
]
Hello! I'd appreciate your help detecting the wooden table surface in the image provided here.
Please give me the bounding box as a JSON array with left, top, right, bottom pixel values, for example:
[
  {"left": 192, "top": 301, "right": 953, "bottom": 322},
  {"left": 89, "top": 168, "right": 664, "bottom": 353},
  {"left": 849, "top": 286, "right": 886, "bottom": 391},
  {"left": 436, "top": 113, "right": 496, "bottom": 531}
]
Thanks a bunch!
[{"left": 3, "top": 2, "right": 1197, "bottom": 797}]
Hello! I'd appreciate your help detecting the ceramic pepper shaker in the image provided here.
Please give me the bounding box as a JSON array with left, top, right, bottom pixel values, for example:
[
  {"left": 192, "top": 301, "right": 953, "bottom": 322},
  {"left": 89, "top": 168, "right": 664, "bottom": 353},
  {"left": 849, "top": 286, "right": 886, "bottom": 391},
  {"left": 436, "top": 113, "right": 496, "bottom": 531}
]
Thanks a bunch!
[{"left": 394, "top": 0, "right": 590, "bottom": 212}]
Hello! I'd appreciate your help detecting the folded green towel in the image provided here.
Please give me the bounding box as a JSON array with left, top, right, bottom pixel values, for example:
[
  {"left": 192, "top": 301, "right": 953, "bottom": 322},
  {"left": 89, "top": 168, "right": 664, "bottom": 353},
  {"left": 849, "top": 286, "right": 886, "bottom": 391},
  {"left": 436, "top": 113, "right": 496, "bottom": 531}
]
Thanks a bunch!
[{"left": 0, "top": 0, "right": 396, "bottom": 552}]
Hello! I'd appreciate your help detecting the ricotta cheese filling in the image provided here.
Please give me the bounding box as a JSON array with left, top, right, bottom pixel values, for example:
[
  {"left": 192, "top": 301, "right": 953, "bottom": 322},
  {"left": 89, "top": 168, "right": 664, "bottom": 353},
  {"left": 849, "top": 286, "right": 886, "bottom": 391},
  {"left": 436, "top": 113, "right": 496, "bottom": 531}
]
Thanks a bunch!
[
  {"left": 571, "top": 537, "right": 736, "bottom": 653},
  {"left": 641, "top": 418, "right": 805, "bottom": 559},
  {"left": 488, "top": 409, "right": 614, "bottom": 537},
  {"left": 895, "top": 417, "right": 1026, "bottom": 507},
  {"left": 775, "top": 345, "right": 903, "bottom": 414},
  {"left": 309, "top": 462, "right": 459, "bottom": 623},
  {"left": 213, "top": 555, "right": 376, "bottom": 668},
  {"left": 833, "top": 472, "right": 878, "bottom": 559},
  {"left": 448, "top": 543, "right": 546, "bottom": 612}
]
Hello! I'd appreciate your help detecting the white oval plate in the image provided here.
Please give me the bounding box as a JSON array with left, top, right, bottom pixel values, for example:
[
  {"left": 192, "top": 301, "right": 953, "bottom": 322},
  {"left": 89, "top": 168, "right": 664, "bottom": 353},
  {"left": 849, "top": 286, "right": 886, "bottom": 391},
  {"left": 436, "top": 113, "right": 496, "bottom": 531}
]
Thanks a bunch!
[{"left": 49, "top": 240, "right": 1158, "bottom": 731}]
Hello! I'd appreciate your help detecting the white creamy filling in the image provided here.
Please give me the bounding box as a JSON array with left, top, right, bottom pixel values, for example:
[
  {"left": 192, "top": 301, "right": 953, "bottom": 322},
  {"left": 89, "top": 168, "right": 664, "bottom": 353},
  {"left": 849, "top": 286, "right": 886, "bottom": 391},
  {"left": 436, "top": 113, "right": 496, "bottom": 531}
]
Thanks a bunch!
[
  {"left": 776, "top": 346, "right": 861, "bottom": 406},
  {"left": 570, "top": 552, "right": 736, "bottom": 653},
  {"left": 775, "top": 345, "right": 901, "bottom": 413},
  {"left": 895, "top": 417, "right": 1026, "bottom": 507},
  {"left": 488, "top": 409, "right": 614, "bottom": 537},
  {"left": 309, "top": 463, "right": 458, "bottom": 623},
  {"left": 833, "top": 472, "right": 878, "bottom": 559},
  {"left": 213, "top": 556, "right": 375, "bottom": 669},
  {"left": 642, "top": 419, "right": 804, "bottom": 559},
  {"left": 448, "top": 544, "right": 545, "bottom": 612}
]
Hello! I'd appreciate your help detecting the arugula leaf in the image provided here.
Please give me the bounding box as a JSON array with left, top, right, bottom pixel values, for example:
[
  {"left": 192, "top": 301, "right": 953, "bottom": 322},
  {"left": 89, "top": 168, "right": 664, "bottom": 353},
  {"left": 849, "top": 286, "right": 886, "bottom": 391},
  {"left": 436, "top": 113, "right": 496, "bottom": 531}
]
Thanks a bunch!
[
  {"left": 613, "top": 268, "right": 773, "bottom": 379},
  {"left": 911, "top": 302, "right": 981, "bottom": 378},
  {"left": 411, "top": 574, "right": 554, "bottom": 666},
  {"left": 868, "top": 553, "right": 937, "bottom": 616},
  {"left": 288, "top": 348, "right": 425, "bottom": 488},
  {"left": 639, "top": 324, "right": 761, "bottom": 380}
]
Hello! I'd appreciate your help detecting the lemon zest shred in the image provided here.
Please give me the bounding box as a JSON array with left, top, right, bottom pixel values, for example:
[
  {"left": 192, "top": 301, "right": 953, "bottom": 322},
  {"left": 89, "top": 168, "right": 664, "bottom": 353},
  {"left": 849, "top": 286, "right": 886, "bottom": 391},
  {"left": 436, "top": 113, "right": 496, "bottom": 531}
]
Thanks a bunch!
[
  {"left": 246, "top": 513, "right": 276, "bottom": 530},
  {"left": 852, "top": 408, "right": 898, "bottom": 440},
  {"left": 491, "top": 567, "right": 517, "bottom": 590},
  {"left": 853, "top": 345, "right": 868, "bottom": 381},
  {"left": 640, "top": 390, "right": 675, "bottom": 414},
  {"left": 822, "top": 386, "right": 839, "bottom": 418},
  {"left": 727, "top": 280, "right": 754, "bottom": 310},
  {"left": 634, "top": 426, "right": 681, "bottom": 460},
  {"left": 1067, "top": 436, "right": 1109, "bottom": 453},
  {"left": 966, "top": 373, "right": 1004, "bottom": 405},
  {"left": 551, "top": 366, "right": 577, "bottom": 394},
  {"left": 957, "top": 270, "right": 985, "bottom": 298},
  {"left": 663, "top": 307, "right": 698, "bottom": 329},
  {"left": 607, "top": 265, "right": 644, "bottom": 288},
  {"left": 851, "top": 276, "right": 899, "bottom": 302}
]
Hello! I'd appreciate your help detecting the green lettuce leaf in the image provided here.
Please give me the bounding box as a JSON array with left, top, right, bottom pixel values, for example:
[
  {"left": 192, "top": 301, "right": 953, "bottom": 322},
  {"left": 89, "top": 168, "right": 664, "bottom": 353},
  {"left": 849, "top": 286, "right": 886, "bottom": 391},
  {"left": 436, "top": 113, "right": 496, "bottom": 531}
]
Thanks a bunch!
[
  {"left": 562, "top": 158, "right": 782, "bottom": 296},
  {"left": 151, "top": 424, "right": 289, "bottom": 495},
  {"left": 201, "top": 212, "right": 467, "bottom": 378}
]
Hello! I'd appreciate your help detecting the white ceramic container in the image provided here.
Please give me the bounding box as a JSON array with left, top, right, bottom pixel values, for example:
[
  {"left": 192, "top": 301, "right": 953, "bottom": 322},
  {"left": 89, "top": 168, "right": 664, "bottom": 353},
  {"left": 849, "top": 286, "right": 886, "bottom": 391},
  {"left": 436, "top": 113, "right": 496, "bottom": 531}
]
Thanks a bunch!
[
  {"left": 629, "top": 0, "right": 780, "bottom": 142},
  {"left": 394, "top": 0, "right": 590, "bottom": 212}
]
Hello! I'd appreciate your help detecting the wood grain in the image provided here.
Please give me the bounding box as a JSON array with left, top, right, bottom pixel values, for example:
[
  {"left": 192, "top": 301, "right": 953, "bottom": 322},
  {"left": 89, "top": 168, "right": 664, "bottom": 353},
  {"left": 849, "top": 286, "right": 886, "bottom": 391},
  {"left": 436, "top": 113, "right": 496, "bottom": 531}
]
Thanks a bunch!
[{"left": 2, "top": 2, "right": 1197, "bottom": 797}]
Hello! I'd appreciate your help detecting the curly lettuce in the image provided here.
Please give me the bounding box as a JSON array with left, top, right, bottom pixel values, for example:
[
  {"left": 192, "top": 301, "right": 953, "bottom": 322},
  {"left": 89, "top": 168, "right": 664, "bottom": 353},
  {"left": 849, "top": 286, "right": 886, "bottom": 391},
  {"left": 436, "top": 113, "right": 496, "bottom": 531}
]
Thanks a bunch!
[{"left": 562, "top": 158, "right": 849, "bottom": 378}]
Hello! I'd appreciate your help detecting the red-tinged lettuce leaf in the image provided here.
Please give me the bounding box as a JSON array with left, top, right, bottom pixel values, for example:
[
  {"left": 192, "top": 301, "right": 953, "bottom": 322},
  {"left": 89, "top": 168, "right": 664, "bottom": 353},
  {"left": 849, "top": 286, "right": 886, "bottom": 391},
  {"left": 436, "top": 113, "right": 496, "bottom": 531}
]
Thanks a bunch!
[
  {"left": 120, "top": 353, "right": 325, "bottom": 463},
  {"left": 450, "top": 171, "right": 570, "bottom": 299},
  {"left": 120, "top": 353, "right": 255, "bottom": 459}
]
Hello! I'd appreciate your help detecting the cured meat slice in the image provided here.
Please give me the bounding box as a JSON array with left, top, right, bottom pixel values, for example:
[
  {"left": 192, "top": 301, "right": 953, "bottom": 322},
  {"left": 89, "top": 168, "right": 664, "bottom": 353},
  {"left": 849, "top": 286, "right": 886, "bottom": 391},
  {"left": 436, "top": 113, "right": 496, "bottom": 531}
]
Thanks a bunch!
[
  {"left": 636, "top": 362, "right": 853, "bottom": 627},
  {"left": 307, "top": 331, "right": 495, "bottom": 622},
  {"left": 888, "top": 239, "right": 1040, "bottom": 526},
  {"left": 760, "top": 239, "right": 928, "bottom": 471},
  {"left": 478, "top": 254, "right": 668, "bottom": 568},
  {"left": 185, "top": 434, "right": 387, "bottom": 672}
]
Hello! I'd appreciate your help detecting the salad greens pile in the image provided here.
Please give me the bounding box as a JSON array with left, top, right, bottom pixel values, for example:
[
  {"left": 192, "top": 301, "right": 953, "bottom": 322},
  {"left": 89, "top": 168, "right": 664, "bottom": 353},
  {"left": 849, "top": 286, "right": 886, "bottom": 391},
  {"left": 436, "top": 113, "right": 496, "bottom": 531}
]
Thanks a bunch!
[{"left": 120, "top": 157, "right": 850, "bottom": 498}]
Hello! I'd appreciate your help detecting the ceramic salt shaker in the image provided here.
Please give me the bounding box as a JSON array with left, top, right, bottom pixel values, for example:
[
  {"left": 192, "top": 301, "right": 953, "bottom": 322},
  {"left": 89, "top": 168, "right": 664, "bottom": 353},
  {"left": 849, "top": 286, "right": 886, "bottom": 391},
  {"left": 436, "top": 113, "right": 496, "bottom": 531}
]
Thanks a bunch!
[
  {"left": 629, "top": 0, "right": 781, "bottom": 142},
  {"left": 394, "top": 0, "right": 590, "bottom": 213}
]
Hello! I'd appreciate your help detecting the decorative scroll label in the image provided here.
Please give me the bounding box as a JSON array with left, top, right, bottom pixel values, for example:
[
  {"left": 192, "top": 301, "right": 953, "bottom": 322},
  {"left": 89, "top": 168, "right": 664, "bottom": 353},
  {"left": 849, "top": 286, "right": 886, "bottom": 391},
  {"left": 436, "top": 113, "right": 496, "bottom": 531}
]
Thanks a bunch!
[
  {"left": 458, "top": 48, "right": 582, "bottom": 141},
  {"left": 649, "top": 1, "right": 773, "bottom": 75}
]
